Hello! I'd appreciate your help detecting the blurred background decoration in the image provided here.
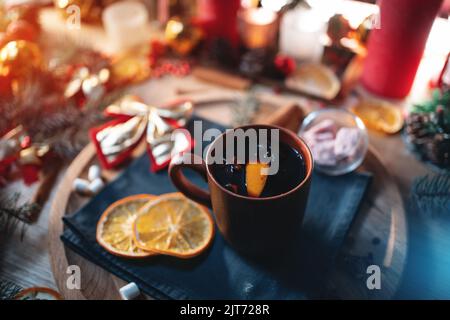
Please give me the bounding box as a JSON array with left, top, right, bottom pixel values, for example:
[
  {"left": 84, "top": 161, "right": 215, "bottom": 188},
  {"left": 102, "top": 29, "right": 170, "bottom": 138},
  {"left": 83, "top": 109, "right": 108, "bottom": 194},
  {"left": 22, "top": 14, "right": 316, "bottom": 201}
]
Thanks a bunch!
[
  {"left": 0, "top": 0, "right": 449, "bottom": 190},
  {"left": 54, "top": 0, "right": 119, "bottom": 24}
]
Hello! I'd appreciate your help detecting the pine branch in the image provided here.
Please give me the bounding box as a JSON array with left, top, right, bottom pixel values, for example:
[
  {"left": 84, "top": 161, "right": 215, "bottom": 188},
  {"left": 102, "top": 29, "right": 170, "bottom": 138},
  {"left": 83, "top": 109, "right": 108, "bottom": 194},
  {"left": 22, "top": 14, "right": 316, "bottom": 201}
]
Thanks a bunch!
[
  {"left": 0, "top": 193, "right": 38, "bottom": 243},
  {"left": 413, "top": 89, "right": 450, "bottom": 117},
  {"left": 28, "top": 90, "right": 124, "bottom": 159},
  {"left": 412, "top": 174, "right": 450, "bottom": 219},
  {"left": 0, "top": 279, "right": 22, "bottom": 300}
]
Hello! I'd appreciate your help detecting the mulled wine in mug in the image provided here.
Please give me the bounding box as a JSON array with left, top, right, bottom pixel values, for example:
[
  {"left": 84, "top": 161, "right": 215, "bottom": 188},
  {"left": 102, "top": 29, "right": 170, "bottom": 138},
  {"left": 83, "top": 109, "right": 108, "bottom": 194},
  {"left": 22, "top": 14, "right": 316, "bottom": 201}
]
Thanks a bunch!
[{"left": 169, "top": 124, "right": 313, "bottom": 256}]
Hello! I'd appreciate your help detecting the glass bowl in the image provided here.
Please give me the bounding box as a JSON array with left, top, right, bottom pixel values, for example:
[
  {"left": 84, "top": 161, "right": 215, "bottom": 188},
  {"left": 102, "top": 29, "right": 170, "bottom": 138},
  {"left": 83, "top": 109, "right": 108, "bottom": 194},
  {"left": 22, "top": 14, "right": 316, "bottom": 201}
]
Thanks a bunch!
[{"left": 298, "top": 108, "right": 369, "bottom": 176}]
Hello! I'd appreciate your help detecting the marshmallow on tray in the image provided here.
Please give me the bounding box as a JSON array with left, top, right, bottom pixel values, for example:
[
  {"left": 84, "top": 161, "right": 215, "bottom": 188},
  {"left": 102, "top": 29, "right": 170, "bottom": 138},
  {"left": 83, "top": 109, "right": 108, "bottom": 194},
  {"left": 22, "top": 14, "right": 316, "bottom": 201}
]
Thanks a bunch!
[
  {"left": 73, "top": 165, "right": 104, "bottom": 196},
  {"left": 119, "top": 282, "right": 141, "bottom": 300},
  {"left": 88, "top": 165, "right": 101, "bottom": 181},
  {"left": 88, "top": 178, "right": 105, "bottom": 195},
  {"left": 72, "top": 178, "right": 90, "bottom": 194}
]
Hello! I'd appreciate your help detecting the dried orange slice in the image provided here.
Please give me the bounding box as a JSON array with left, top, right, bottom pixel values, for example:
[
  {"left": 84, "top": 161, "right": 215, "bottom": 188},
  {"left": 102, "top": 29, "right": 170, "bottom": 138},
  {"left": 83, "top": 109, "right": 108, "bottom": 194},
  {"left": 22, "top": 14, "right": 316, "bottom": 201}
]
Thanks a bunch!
[
  {"left": 246, "top": 162, "right": 269, "bottom": 197},
  {"left": 14, "top": 287, "right": 63, "bottom": 300},
  {"left": 351, "top": 99, "right": 404, "bottom": 134},
  {"left": 97, "top": 194, "right": 157, "bottom": 258},
  {"left": 133, "top": 193, "right": 214, "bottom": 258},
  {"left": 285, "top": 63, "right": 341, "bottom": 100}
]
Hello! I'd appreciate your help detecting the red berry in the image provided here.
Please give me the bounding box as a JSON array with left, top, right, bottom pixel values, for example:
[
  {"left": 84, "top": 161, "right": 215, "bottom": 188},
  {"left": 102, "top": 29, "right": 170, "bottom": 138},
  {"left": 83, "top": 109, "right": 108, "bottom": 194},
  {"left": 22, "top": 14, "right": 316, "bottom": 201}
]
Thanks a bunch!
[
  {"left": 150, "top": 40, "right": 166, "bottom": 58},
  {"left": 274, "top": 55, "right": 296, "bottom": 77}
]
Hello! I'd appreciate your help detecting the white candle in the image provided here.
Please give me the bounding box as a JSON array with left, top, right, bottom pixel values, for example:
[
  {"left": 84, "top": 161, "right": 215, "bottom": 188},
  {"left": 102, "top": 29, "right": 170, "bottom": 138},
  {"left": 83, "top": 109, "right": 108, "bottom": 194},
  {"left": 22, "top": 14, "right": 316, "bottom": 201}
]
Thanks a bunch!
[
  {"left": 279, "top": 7, "right": 326, "bottom": 62},
  {"left": 102, "top": 1, "right": 150, "bottom": 53}
]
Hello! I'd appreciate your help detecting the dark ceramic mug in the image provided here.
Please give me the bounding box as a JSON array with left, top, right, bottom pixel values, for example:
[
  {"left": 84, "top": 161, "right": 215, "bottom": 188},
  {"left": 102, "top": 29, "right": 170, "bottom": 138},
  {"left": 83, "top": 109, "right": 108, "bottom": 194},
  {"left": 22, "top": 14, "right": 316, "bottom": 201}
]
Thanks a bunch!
[{"left": 169, "top": 124, "right": 313, "bottom": 256}]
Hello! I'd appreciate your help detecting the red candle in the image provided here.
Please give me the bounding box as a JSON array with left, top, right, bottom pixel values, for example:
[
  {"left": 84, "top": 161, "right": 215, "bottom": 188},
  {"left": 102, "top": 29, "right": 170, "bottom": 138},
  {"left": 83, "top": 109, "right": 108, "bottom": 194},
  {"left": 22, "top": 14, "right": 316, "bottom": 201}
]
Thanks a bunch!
[
  {"left": 361, "top": 0, "right": 443, "bottom": 99},
  {"left": 195, "top": 0, "right": 241, "bottom": 47}
]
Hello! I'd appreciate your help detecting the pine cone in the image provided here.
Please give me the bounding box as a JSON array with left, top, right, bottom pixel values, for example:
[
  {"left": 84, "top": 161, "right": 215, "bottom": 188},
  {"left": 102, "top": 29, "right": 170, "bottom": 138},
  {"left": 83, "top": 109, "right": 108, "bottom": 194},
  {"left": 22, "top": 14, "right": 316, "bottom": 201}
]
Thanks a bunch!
[
  {"left": 428, "top": 133, "right": 450, "bottom": 167},
  {"left": 405, "top": 113, "right": 433, "bottom": 147}
]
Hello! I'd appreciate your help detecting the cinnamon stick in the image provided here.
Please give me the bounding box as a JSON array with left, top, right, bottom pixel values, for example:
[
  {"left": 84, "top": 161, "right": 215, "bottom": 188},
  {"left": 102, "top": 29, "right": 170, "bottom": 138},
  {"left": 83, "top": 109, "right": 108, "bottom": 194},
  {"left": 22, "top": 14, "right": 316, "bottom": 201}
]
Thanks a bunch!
[
  {"left": 260, "top": 103, "right": 304, "bottom": 133},
  {"left": 192, "top": 67, "right": 252, "bottom": 91},
  {"left": 29, "top": 158, "right": 63, "bottom": 222}
]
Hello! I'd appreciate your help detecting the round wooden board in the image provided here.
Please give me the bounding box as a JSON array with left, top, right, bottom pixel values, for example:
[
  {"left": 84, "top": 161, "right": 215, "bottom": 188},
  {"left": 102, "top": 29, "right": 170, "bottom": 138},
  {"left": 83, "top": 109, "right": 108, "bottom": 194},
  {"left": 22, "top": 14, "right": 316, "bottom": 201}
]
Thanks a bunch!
[{"left": 48, "top": 143, "right": 406, "bottom": 300}]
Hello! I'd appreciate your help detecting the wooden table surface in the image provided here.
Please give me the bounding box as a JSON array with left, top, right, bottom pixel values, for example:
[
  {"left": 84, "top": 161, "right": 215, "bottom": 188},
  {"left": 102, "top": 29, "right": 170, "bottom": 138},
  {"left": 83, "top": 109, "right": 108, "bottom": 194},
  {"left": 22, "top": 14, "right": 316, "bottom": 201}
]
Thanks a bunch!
[{"left": 0, "top": 76, "right": 432, "bottom": 297}]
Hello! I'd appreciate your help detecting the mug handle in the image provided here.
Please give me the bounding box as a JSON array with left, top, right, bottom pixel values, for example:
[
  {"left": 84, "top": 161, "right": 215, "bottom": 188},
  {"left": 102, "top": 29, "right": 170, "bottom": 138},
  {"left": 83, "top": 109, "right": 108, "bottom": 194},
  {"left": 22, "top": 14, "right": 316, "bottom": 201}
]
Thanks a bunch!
[{"left": 169, "top": 153, "right": 212, "bottom": 208}]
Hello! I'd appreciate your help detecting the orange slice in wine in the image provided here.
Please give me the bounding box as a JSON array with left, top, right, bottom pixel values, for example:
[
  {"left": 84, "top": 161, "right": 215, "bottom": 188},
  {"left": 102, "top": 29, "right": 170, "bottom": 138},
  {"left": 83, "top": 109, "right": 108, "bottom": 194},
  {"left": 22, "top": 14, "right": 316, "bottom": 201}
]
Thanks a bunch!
[{"left": 245, "top": 162, "right": 269, "bottom": 197}]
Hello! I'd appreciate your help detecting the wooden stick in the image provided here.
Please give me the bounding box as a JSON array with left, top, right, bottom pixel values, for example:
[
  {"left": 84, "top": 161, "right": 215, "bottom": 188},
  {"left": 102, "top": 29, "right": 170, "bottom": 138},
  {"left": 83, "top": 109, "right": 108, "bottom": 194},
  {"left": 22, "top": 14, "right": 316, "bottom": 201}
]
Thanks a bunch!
[{"left": 192, "top": 67, "right": 252, "bottom": 91}]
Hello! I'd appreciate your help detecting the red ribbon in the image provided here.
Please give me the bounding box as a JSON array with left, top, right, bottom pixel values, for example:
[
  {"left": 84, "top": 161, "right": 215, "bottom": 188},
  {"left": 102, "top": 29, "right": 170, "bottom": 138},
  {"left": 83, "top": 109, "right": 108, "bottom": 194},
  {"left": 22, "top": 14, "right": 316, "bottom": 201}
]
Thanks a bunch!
[{"left": 90, "top": 95, "right": 194, "bottom": 171}]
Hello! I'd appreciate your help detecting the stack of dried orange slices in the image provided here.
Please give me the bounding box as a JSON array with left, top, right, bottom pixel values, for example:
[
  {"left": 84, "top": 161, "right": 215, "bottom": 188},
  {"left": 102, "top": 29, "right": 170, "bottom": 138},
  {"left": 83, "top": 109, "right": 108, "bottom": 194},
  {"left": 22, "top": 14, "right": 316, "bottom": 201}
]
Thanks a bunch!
[{"left": 96, "top": 193, "right": 214, "bottom": 259}]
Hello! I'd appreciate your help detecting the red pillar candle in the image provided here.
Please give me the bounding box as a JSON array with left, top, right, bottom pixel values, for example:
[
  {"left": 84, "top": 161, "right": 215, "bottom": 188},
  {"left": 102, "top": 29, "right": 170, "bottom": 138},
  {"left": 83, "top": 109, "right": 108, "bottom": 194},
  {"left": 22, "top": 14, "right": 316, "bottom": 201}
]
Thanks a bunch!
[
  {"left": 195, "top": 0, "right": 241, "bottom": 47},
  {"left": 361, "top": 0, "right": 443, "bottom": 99}
]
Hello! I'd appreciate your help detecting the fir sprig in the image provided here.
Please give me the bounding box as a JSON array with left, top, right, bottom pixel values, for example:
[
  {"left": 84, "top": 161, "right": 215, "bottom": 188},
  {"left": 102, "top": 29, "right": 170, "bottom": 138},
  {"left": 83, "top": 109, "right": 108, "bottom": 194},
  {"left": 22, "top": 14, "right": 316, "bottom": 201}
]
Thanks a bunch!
[
  {"left": 29, "top": 90, "right": 124, "bottom": 159},
  {"left": 0, "top": 193, "right": 39, "bottom": 242},
  {"left": 0, "top": 280, "right": 22, "bottom": 300},
  {"left": 412, "top": 174, "right": 450, "bottom": 218},
  {"left": 412, "top": 89, "right": 450, "bottom": 128}
]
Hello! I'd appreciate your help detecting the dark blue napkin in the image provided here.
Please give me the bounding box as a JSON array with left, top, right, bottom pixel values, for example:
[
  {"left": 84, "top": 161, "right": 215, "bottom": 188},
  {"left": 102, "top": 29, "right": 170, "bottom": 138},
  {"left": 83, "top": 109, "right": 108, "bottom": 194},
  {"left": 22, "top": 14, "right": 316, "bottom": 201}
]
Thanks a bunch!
[{"left": 61, "top": 117, "right": 371, "bottom": 299}]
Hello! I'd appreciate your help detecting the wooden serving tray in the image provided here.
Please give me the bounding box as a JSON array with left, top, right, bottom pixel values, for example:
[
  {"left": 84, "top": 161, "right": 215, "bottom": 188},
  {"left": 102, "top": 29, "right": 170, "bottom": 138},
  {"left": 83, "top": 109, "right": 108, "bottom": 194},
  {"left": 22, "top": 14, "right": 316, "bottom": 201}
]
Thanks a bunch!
[
  {"left": 38, "top": 7, "right": 405, "bottom": 298},
  {"left": 48, "top": 133, "right": 406, "bottom": 300}
]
